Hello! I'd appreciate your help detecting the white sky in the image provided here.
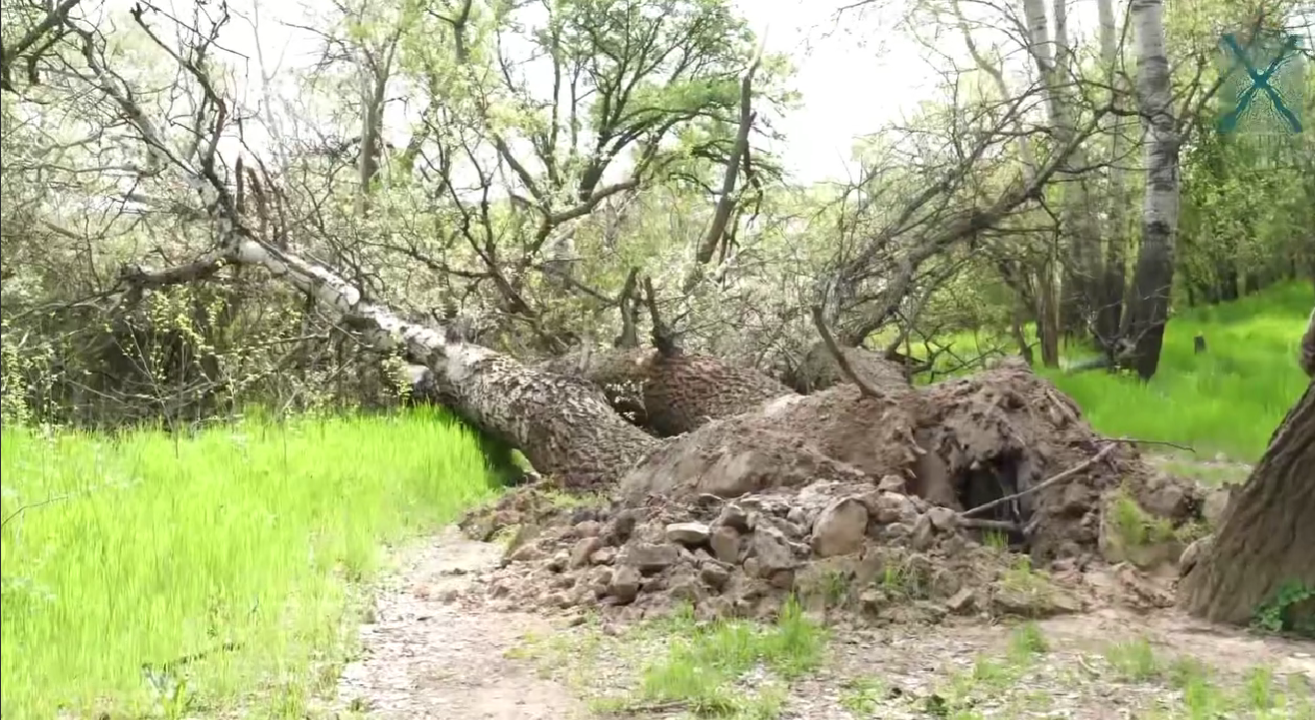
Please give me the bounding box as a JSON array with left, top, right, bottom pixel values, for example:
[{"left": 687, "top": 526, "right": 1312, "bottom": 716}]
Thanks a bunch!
[{"left": 96, "top": 0, "right": 1116, "bottom": 183}]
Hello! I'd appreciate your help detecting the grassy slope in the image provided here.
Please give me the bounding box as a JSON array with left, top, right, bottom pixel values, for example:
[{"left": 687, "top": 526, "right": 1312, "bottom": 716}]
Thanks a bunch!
[
  {"left": 1044, "top": 282, "right": 1312, "bottom": 462},
  {"left": 1, "top": 407, "right": 497, "bottom": 719}
]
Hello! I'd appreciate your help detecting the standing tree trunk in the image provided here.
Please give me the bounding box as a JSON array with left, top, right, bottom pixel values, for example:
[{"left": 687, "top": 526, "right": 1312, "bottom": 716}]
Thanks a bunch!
[
  {"left": 1096, "top": 0, "right": 1128, "bottom": 348},
  {"left": 1177, "top": 384, "right": 1315, "bottom": 624},
  {"left": 1123, "top": 0, "right": 1180, "bottom": 381},
  {"left": 1178, "top": 310, "right": 1315, "bottom": 624}
]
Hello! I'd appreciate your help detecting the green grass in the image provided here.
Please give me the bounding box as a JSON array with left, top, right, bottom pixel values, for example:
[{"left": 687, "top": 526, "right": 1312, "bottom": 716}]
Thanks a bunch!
[
  {"left": 1, "top": 407, "right": 498, "bottom": 719},
  {"left": 905, "top": 282, "right": 1312, "bottom": 462},
  {"left": 1045, "top": 282, "right": 1312, "bottom": 461}
]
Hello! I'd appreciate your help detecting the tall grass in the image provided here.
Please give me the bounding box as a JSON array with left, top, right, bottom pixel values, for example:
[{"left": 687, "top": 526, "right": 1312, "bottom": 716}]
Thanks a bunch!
[
  {"left": 1045, "top": 282, "right": 1312, "bottom": 461},
  {"left": 907, "top": 282, "right": 1312, "bottom": 462},
  {"left": 1, "top": 407, "right": 497, "bottom": 718}
]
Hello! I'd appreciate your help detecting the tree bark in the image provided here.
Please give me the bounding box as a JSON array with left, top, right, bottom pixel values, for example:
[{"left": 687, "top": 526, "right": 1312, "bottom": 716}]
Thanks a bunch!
[
  {"left": 1095, "top": 0, "right": 1128, "bottom": 348},
  {"left": 1177, "top": 381, "right": 1315, "bottom": 624},
  {"left": 1124, "top": 0, "right": 1180, "bottom": 381}
]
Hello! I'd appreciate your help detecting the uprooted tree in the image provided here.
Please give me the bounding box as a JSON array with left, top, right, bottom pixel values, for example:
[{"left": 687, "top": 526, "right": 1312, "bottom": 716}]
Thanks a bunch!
[{"left": 3, "top": 0, "right": 1311, "bottom": 627}]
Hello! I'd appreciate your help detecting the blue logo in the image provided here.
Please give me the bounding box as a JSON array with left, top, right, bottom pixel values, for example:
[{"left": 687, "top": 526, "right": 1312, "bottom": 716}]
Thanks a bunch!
[{"left": 1216, "top": 31, "right": 1305, "bottom": 136}]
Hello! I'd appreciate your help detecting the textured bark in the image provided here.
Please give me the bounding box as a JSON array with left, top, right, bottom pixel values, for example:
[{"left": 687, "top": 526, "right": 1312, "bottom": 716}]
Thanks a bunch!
[
  {"left": 1124, "top": 0, "right": 1179, "bottom": 381},
  {"left": 1177, "top": 382, "right": 1315, "bottom": 624},
  {"left": 783, "top": 341, "right": 912, "bottom": 395},
  {"left": 1096, "top": 0, "right": 1128, "bottom": 347},
  {"left": 538, "top": 348, "right": 793, "bottom": 437},
  {"left": 1023, "top": 0, "right": 1101, "bottom": 331},
  {"left": 79, "top": 26, "right": 658, "bottom": 489},
  {"left": 1301, "top": 306, "right": 1315, "bottom": 378}
]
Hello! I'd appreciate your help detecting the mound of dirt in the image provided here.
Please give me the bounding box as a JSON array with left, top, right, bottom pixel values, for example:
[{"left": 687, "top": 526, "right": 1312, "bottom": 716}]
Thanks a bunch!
[{"left": 457, "top": 362, "right": 1206, "bottom": 625}]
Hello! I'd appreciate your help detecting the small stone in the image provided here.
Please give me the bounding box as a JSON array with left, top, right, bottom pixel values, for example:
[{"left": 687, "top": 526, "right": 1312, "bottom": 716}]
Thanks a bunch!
[
  {"left": 946, "top": 587, "right": 977, "bottom": 614},
  {"left": 878, "top": 475, "right": 907, "bottom": 493},
  {"left": 574, "top": 520, "right": 603, "bottom": 538},
  {"left": 669, "top": 572, "right": 706, "bottom": 603},
  {"left": 665, "top": 521, "right": 711, "bottom": 546},
  {"left": 570, "top": 536, "right": 604, "bottom": 568},
  {"left": 787, "top": 506, "right": 807, "bottom": 526},
  {"left": 709, "top": 525, "right": 742, "bottom": 563},
  {"left": 910, "top": 514, "right": 935, "bottom": 550},
  {"left": 590, "top": 546, "right": 617, "bottom": 565},
  {"left": 927, "top": 506, "right": 958, "bottom": 532},
  {"left": 715, "top": 503, "right": 754, "bottom": 532},
  {"left": 767, "top": 569, "right": 796, "bottom": 590},
  {"left": 811, "top": 497, "right": 870, "bottom": 558},
  {"left": 548, "top": 550, "right": 570, "bottom": 572},
  {"left": 617, "top": 542, "right": 680, "bottom": 573},
  {"left": 870, "top": 491, "right": 918, "bottom": 525},
  {"left": 608, "top": 565, "right": 642, "bottom": 604},
  {"left": 859, "top": 588, "right": 885, "bottom": 613},
  {"left": 604, "top": 511, "right": 640, "bottom": 544},
  {"left": 546, "top": 591, "right": 573, "bottom": 608},
  {"left": 750, "top": 524, "right": 797, "bottom": 573},
  {"left": 699, "top": 563, "right": 732, "bottom": 590},
  {"left": 508, "top": 544, "right": 546, "bottom": 563}
]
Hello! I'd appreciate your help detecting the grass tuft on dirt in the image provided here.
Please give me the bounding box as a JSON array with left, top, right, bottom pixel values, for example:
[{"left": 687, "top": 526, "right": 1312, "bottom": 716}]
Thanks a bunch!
[{"left": 0, "top": 407, "right": 498, "bottom": 719}]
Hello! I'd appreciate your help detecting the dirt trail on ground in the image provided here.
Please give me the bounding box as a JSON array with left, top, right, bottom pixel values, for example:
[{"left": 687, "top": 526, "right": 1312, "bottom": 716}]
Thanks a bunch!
[
  {"left": 337, "top": 530, "right": 1313, "bottom": 720},
  {"left": 335, "top": 527, "right": 587, "bottom": 720}
]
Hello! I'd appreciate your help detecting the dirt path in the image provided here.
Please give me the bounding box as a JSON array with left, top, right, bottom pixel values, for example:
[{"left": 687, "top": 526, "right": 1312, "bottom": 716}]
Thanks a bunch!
[
  {"left": 335, "top": 526, "right": 588, "bottom": 720},
  {"left": 335, "top": 528, "right": 1313, "bottom": 720}
]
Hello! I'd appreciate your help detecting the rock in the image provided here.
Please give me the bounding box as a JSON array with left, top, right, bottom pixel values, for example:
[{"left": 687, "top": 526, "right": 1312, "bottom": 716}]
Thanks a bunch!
[
  {"left": 750, "top": 524, "right": 797, "bottom": 574},
  {"left": 669, "top": 570, "right": 706, "bottom": 603},
  {"left": 787, "top": 506, "right": 807, "bottom": 526},
  {"left": 608, "top": 566, "right": 642, "bottom": 604},
  {"left": 1139, "top": 480, "right": 1194, "bottom": 519},
  {"left": 927, "top": 506, "right": 957, "bottom": 532},
  {"left": 811, "top": 497, "right": 870, "bottom": 558},
  {"left": 508, "top": 544, "right": 546, "bottom": 563},
  {"left": 709, "top": 525, "right": 742, "bottom": 563},
  {"left": 574, "top": 520, "right": 603, "bottom": 538},
  {"left": 570, "top": 536, "right": 604, "bottom": 568},
  {"left": 715, "top": 503, "right": 755, "bottom": 532},
  {"left": 604, "top": 511, "right": 640, "bottom": 545},
  {"left": 946, "top": 587, "right": 977, "bottom": 614},
  {"left": 618, "top": 542, "right": 681, "bottom": 573},
  {"left": 700, "top": 563, "right": 732, "bottom": 590},
  {"left": 548, "top": 550, "right": 570, "bottom": 572},
  {"left": 1178, "top": 536, "right": 1212, "bottom": 576},
  {"left": 767, "top": 569, "right": 796, "bottom": 590},
  {"left": 665, "top": 521, "right": 711, "bottom": 546},
  {"left": 859, "top": 588, "right": 885, "bottom": 614},
  {"left": 910, "top": 514, "right": 935, "bottom": 550},
  {"left": 869, "top": 491, "right": 918, "bottom": 525},
  {"left": 878, "top": 475, "right": 907, "bottom": 493},
  {"left": 1202, "top": 488, "right": 1232, "bottom": 527},
  {"left": 590, "top": 546, "right": 617, "bottom": 565}
]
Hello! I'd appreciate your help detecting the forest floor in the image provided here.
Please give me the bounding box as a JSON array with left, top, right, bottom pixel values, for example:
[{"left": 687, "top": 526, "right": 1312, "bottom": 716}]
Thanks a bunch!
[{"left": 330, "top": 518, "right": 1315, "bottom": 720}]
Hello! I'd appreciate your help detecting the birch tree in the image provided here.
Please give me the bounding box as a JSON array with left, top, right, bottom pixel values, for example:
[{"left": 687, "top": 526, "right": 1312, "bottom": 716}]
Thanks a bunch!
[{"left": 1124, "top": 0, "right": 1179, "bottom": 380}]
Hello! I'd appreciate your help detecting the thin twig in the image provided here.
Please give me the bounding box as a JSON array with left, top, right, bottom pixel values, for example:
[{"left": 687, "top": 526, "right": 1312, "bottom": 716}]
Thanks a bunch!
[
  {"left": 810, "top": 305, "right": 884, "bottom": 399},
  {"left": 960, "top": 443, "right": 1118, "bottom": 519}
]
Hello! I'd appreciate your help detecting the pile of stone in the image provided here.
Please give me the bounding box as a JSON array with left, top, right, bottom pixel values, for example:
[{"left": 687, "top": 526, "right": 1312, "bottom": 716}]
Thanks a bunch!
[{"left": 471, "top": 477, "right": 1089, "bottom": 623}]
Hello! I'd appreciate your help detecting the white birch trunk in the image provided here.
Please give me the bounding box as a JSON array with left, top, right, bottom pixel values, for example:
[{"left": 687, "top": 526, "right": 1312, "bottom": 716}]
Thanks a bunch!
[
  {"left": 1096, "top": 0, "right": 1129, "bottom": 345},
  {"left": 1125, "top": 0, "right": 1179, "bottom": 380},
  {"left": 1023, "top": 0, "right": 1100, "bottom": 330}
]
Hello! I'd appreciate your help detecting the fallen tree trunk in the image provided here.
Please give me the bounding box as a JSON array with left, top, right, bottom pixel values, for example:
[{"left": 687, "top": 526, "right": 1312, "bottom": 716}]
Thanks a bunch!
[{"left": 1176, "top": 382, "right": 1315, "bottom": 627}]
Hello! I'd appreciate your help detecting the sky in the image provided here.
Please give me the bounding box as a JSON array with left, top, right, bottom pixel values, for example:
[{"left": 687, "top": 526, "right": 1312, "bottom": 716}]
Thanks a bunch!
[{"left": 96, "top": 0, "right": 1117, "bottom": 184}]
